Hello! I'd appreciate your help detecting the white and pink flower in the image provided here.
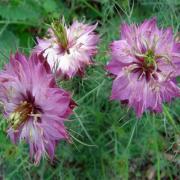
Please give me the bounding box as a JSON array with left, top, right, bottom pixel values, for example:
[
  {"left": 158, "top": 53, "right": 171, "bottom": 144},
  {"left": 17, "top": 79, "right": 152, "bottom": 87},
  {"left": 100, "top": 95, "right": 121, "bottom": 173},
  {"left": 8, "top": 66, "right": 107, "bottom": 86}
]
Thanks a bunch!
[{"left": 35, "top": 20, "right": 99, "bottom": 78}]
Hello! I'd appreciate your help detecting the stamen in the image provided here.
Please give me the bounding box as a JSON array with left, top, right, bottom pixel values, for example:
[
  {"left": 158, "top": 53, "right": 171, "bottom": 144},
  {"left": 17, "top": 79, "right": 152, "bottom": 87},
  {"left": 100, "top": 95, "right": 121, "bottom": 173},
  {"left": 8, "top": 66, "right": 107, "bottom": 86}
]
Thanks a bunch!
[{"left": 8, "top": 101, "right": 40, "bottom": 130}]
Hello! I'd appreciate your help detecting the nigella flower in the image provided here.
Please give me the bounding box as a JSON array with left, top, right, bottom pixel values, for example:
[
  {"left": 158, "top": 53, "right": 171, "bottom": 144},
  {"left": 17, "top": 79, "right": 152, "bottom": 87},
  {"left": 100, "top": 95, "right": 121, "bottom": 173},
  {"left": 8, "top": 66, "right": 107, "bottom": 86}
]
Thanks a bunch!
[
  {"left": 34, "top": 19, "right": 99, "bottom": 78},
  {"left": 0, "top": 52, "right": 76, "bottom": 164},
  {"left": 107, "top": 18, "right": 180, "bottom": 117}
]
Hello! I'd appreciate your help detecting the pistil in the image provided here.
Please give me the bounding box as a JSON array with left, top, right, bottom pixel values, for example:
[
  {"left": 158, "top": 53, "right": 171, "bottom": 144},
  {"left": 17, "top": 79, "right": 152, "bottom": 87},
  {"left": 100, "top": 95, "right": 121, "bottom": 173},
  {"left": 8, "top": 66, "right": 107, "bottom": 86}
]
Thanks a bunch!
[
  {"left": 51, "top": 21, "right": 68, "bottom": 51},
  {"left": 144, "top": 49, "right": 156, "bottom": 67}
]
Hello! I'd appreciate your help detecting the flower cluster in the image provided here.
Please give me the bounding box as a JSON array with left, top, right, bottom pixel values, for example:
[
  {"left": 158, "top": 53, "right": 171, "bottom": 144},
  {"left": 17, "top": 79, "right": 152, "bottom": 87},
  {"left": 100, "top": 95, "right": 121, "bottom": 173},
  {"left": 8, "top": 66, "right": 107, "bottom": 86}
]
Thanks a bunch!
[
  {"left": 0, "top": 17, "right": 179, "bottom": 165},
  {"left": 0, "top": 19, "right": 99, "bottom": 164},
  {"left": 107, "top": 18, "right": 180, "bottom": 117}
]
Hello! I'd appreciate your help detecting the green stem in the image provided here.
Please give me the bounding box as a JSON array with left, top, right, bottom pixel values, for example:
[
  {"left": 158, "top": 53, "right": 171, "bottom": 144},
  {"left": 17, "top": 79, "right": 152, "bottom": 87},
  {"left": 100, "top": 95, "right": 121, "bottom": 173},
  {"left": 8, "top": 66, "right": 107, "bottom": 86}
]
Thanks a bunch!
[
  {"left": 163, "top": 105, "right": 178, "bottom": 133},
  {"left": 80, "top": 0, "right": 102, "bottom": 17},
  {"left": 152, "top": 114, "right": 160, "bottom": 180},
  {"left": 126, "top": 119, "right": 138, "bottom": 149}
]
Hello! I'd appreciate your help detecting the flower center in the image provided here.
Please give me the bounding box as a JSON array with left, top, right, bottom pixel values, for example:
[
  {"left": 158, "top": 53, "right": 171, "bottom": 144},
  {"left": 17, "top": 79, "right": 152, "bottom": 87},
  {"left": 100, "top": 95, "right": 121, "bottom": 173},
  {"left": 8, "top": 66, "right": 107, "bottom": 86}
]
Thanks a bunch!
[
  {"left": 144, "top": 49, "right": 156, "bottom": 67},
  {"left": 8, "top": 101, "right": 34, "bottom": 130},
  {"left": 51, "top": 21, "right": 68, "bottom": 51},
  {"left": 133, "top": 49, "right": 159, "bottom": 82}
]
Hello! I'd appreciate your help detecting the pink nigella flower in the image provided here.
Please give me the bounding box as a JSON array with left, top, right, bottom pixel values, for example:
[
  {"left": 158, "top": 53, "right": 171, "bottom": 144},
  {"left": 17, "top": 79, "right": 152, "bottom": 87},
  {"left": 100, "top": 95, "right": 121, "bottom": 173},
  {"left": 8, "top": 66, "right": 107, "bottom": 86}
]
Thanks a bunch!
[
  {"left": 35, "top": 19, "right": 99, "bottom": 78},
  {"left": 107, "top": 18, "right": 180, "bottom": 117},
  {"left": 0, "top": 52, "right": 76, "bottom": 164}
]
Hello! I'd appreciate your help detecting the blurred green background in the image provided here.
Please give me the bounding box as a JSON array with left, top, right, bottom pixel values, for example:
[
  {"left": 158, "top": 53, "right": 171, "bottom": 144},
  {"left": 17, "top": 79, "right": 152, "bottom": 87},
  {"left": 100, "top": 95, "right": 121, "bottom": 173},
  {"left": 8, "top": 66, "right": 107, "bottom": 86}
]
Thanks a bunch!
[{"left": 0, "top": 0, "right": 180, "bottom": 179}]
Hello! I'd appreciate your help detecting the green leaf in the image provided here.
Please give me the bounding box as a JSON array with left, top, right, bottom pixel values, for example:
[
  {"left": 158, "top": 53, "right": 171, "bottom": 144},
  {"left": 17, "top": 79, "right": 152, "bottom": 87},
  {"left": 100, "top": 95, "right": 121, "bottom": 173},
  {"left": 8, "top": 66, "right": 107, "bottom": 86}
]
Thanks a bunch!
[
  {"left": 0, "top": 30, "right": 19, "bottom": 66},
  {"left": 43, "top": 0, "right": 58, "bottom": 13},
  {"left": 0, "top": 2, "right": 41, "bottom": 22}
]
